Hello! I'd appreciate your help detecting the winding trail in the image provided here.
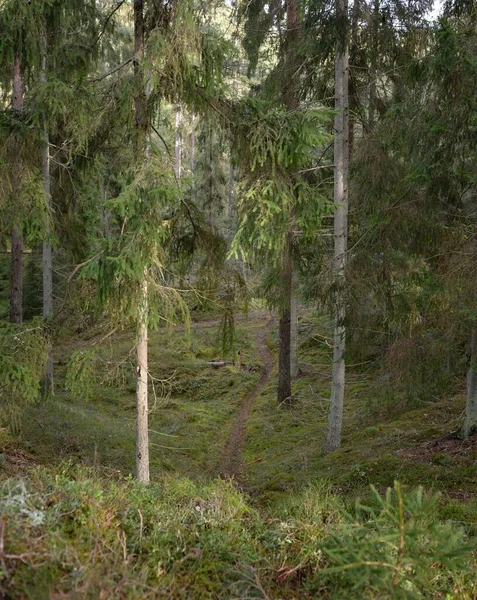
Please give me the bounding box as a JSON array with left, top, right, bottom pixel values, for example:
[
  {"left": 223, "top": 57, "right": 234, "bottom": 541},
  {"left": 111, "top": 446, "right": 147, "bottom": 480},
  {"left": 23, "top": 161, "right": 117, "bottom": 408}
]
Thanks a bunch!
[{"left": 220, "top": 317, "right": 274, "bottom": 481}]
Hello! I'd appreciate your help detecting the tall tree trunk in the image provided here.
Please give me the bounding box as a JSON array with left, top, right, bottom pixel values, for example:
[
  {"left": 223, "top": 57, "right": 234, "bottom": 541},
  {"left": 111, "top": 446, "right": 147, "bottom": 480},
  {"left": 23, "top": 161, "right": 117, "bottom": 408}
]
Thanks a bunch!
[
  {"left": 348, "top": 0, "right": 360, "bottom": 152},
  {"left": 461, "top": 326, "right": 477, "bottom": 439},
  {"left": 134, "top": 0, "right": 150, "bottom": 483},
  {"left": 277, "top": 0, "right": 300, "bottom": 403},
  {"left": 41, "top": 36, "right": 54, "bottom": 395},
  {"left": 278, "top": 235, "right": 293, "bottom": 402},
  {"left": 136, "top": 277, "right": 150, "bottom": 481},
  {"left": 10, "top": 55, "right": 24, "bottom": 325},
  {"left": 290, "top": 269, "right": 299, "bottom": 378},
  {"left": 368, "top": 0, "right": 379, "bottom": 130},
  {"left": 324, "top": 0, "right": 349, "bottom": 454}
]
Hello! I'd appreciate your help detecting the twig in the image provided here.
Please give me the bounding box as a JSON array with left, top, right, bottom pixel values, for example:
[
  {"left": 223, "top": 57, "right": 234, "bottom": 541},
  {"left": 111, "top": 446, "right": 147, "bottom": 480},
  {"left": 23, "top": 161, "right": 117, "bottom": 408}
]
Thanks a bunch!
[
  {"left": 91, "top": 1, "right": 126, "bottom": 49},
  {"left": 89, "top": 58, "right": 133, "bottom": 83}
]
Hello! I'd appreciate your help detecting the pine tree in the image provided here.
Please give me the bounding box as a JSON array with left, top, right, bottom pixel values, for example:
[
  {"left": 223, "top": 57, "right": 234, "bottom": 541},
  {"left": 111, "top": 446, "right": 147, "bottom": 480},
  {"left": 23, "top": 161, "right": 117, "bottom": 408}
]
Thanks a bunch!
[
  {"left": 133, "top": 0, "right": 150, "bottom": 484},
  {"left": 324, "top": 0, "right": 350, "bottom": 454}
]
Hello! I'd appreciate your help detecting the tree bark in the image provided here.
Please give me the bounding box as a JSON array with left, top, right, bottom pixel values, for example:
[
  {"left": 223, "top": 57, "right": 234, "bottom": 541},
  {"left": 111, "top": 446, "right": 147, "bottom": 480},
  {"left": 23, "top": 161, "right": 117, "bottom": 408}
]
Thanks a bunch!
[
  {"left": 10, "top": 55, "right": 24, "bottom": 325},
  {"left": 290, "top": 268, "right": 299, "bottom": 378},
  {"left": 134, "top": 0, "right": 150, "bottom": 483},
  {"left": 277, "top": 0, "right": 300, "bottom": 402},
  {"left": 324, "top": 0, "right": 349, "bottom": 454},
  {"left": 368, "top": 0, "right": 379, "bottom": 130},
  {"left": 136, "top": 277, "right": 150, "bottom": 482},
  {"left": 190, "top": 114, "right": 196, "bottom": 174},
  {"left": 10, "top": 229, "right": 23, "bottom": 325},
  {"left": 175, "top": 104, "right": 182, "bottom": 179},
  {"left": 41, "top": 36, "right": 54, "bottom": 395},
  {"left": 278, "top": 236, "right": 293, "bottom": 402},
  {"left": 461, "top": 327, "right": 477, "bottom": 438}
]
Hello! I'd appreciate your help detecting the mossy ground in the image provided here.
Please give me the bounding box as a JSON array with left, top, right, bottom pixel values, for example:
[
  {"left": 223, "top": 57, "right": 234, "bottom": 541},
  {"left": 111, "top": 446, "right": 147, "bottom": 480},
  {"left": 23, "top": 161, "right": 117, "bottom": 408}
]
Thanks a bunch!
[
  {"left": 2, "top": 311, "right": 476, "bottom": 511},
  {"left": 1, "top": 310, "right": 477, "bottom": 598},
  {"left": 16, "top": 319, "right": 263, "bottom": 479}
]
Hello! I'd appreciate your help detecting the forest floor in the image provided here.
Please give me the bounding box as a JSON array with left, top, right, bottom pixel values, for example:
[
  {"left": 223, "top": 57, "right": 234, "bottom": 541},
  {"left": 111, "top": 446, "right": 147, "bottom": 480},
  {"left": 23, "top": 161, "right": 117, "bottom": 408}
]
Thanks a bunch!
[
  {"left": 1, "top": 310, "right": 477, "bottom": 598},
  {"left": 1, "top": 309, "right": 476, "bottom": 513},
  {"left": 220, "top": 315, "right": 274, "bottom": 481}
]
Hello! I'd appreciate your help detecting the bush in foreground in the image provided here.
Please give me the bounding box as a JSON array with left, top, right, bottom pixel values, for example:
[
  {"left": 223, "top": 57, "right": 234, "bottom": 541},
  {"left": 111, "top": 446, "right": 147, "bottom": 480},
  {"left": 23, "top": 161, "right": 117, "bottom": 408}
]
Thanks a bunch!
[{"left": 0, "top": 466, "right": 475, "bottom": 599}]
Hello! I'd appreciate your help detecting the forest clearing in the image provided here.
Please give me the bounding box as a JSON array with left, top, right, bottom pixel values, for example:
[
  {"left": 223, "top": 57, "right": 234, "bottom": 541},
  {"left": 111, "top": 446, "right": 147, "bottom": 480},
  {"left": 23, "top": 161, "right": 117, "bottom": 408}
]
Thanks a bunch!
[{"left": 0, "top": 0, "right": 476, "bottom": 598}]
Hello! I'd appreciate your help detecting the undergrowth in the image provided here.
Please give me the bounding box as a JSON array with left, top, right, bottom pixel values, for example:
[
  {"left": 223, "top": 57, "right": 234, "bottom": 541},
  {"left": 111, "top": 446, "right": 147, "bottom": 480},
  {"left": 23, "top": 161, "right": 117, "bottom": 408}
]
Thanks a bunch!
[{"left": 0, "top": 467, "right": 475, "bottom": 599}]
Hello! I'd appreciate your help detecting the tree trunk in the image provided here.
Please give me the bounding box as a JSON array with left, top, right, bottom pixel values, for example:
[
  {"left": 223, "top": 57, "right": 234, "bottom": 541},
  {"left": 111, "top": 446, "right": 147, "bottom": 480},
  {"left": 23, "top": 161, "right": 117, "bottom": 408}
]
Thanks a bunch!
[
  {"left": 10, "top": 55, "right": 24, "bottom": 325},
  {"left": 278, "top": 237, "right": 293, "bottom": 402},
  {"left": 462, "top": 328, "right": 477, "bottom": 439},
  {"left": 136, "top": 277, "right": 150, "bottom": 482},
  {"left": 324, "top": 0, "right": 349, "bottom": 455},
  {"left": 190, "top": 114, "right": 196, "bottom": 174},
  {"left": 10, "top": 229, "right": 23, "bottom": 325},
  {"left": 134, "top": 0, "right": 150, "bottom": 483},
  {"left": 41, "top": 38, "right": 54, "bottom": 395},
  {"left": 290, "top": 269, "right": 299, "bottom": 378},
  {"left": 368, "top": 0, "right": 379, "bottom": 130},
  {"left": 175, "top": 104, "right": 182, "bottom": 179},
  {"left": 277, "top": 0, "right": 300, "bottom": 402}
]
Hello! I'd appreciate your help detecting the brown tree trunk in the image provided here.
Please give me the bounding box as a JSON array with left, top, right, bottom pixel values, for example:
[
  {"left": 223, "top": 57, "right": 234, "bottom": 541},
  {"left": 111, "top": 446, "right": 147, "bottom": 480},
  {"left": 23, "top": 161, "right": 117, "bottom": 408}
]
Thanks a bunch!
[
  {"left": 10, "top": 228, "right": 23, "bottom": 325},
  {"left": 290, "top": 269, "right": 299, "bottom": 378},
  {"left": 277, "top": 0, "right": 300, "bottom": 403},
  {"left": 461, "top": 326, "right": 477, "bottom": 439}
]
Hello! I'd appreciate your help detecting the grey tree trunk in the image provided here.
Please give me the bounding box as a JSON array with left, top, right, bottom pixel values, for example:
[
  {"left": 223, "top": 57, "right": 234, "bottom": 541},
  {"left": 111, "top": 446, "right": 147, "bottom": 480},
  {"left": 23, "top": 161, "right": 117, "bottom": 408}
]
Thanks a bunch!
[
  {"left": 10, "top": 55, "right": 24, "bottom": 325},
  {"left": 41, "top": 39, "right": 54, "bottom": 395},
  {"left": 324, "top": 0, "right": 349, "bottom": 454},
  {"left": 290, "top": 269, "right": 299, "bottom": 378},
  {"left": 134, "top": 0, "right": 150, "bottom": 483},
  {"left": 175, "top": 105, "right": 182, "bottom": 179},
  {"left": 190, "top": 114, "right": 196, "bottom": 174},
  {"left": 136, "top": 277, "right": 150, "bottom": 482},
  {"left": 368, "top": 0, "right": 379, "bottom": 129},
  {"left": 278, "top": 237, "right": 293, "bottom": 403}
]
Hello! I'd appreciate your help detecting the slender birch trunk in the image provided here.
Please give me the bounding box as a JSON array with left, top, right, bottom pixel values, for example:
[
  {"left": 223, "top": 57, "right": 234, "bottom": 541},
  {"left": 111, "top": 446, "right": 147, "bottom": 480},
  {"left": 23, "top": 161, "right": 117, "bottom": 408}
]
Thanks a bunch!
[
  {"left": 290, "top": 269, "right": 299, "bottom": 378},
  {"left": 324, "top": 0, "right": 349, "bottom": 454},
  {"left": 10, "top": 55, "right": 24, "bottom": 325},
  {"left": 41, "top": 35, "right": 54, "bottom": 395},
  {"left": 134, "top": 0, "right": 150, "bottom": 483}
]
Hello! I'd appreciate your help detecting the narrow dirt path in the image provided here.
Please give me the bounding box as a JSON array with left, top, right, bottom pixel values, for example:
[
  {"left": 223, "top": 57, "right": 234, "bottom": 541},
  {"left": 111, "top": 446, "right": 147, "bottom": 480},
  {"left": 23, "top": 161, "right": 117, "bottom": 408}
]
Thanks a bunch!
[{"left": 220, "top": 318, "right": 274, "bottom": 482}]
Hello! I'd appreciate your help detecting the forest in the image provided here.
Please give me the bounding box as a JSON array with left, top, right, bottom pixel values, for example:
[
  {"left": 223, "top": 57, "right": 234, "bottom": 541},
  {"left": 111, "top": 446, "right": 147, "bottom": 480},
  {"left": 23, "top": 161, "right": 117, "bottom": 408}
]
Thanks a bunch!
[{"left": 0, "top": 0, "right": 476, "bottom": 597}]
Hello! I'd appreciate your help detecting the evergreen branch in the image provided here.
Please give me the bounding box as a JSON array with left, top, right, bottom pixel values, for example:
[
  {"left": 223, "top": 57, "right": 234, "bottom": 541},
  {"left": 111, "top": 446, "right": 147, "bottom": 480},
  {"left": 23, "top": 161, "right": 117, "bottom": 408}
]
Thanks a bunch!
[
  {"left": 150, "top": 124, "right": 171, "bottom": 156},
  {"left": 91, "top": 1, "right": 127, "bottom": 50},
  {"left": 299, "top": 164, "right": 332, "bottom": 173},
  {"left": 67, "top": 253, "right": 101, "bottom": 283},
  {"left": 89, "top": 59, "right": 133, "bottom": 83}
]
